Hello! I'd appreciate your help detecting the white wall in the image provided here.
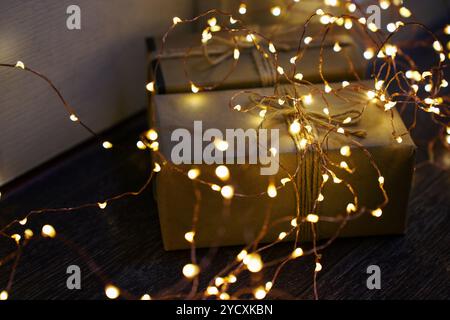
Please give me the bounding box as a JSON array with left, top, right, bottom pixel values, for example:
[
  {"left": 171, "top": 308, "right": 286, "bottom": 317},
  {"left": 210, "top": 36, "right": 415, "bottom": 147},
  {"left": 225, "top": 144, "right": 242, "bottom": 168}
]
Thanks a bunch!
[{"left": 0, "top": 0, "right": 193, "bottom": 186}]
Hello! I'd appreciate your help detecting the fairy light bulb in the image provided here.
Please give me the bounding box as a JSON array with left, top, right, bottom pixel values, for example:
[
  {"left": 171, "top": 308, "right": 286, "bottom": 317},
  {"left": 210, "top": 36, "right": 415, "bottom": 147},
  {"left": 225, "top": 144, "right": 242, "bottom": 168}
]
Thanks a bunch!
[
  {"left": 317, "top": 193, "right": 324, "bottom": 202},
  {"left": 358, "top": 17, "right": 366, "bottom": 25},
  {"left": 399, "top": 7, "right": 411, "bottom": 18},
  {"left": 15, "top": 61, "right": 25, "bottom": 69},
  {"left": 333, "top": 175, "right": 342, "bottom": 184},
  {"left": 254, "top": 287, "right": 267, "bottom": 300},
  {"left": 237, "top": 249, "right": 248, "bottom": 261},
  {"left": 136, "top": 140, "right": 146, "bottom": 150},
  {"left": 333, "top": 42, "right": 342, "bottom": 52},
  {"left": 340, "top": 145, "right": 351, "bottom": 157},
  {"left": 69, "top": 114, "right": 78, "bottom": 122},
  {"left": 306, "top": 214, "right": 319, "bottom": 223},
  {"left": 214, "top": 138, "right": 229, "bottom": 151},
  {"left": 267, "top": 183, "right": 277, "bottom": 198},
  {"left": 378, "top": 176, "right": 385, "bottom": 185},
  {"left": 146, "top": 129, "right": 158, "bottom": 141},
  {"left": 11, "top": 234, "right": 21, "bottom": 244},
  {"left": 233, "top": 48, "right": 240, "bottom": 60},
  {"left": 299, "top": 138, "right": 308, "bottom": 149},
  {"left": 367, "top": 90, "right": 376, "bottom": 99},
  {"left": 265, "top": 282, "right": 273, "bottom": 291},
  {"left": 320, "top": 15, "right": 331, "bottom": 25},
  {"left": 173, "top": 17, "right": 182, "bottom": 25},
  {"left": 146, "top": 81, "right": 155, "bottom": 92},
  {"left": 24, "top": 229, "right": 34, "bottom": 239},
  {"left": 98, "top": 202, "right": 107, "bottom": 209},
  {"left": 433, "top": 41, "right": 443, "bottom": 52},
  {"left": 323, "top": 107, "right": 330, "bottom": 115},
  {"left": 290, "top": 218, "right": 298, "bottom": 227},
  {"left": 153, "top": 162, "right": 161, "bottom": 172},
  {"left": 303, "top": 94, "right": 313, "bottom": 105},
  {"left": 230, "top": 16, "right": 237, "bottom": 24},
  {"left": 363, "top": 48, "right": 374, "bottom": 60},
  {"left": 277, "top": 66, "right": 284, "bottom": 75},
  {"left": 190, "top": 83, "right": 200, "bottom": 93},
  {"left": 396, "top": 136, "right": 403, "bottom": 144},
  {"left": 41, "top": 224, "right": 56, "bottom": 238},
  {"left": 206, "top": 286, "right": 219, "bottom": 296},
  {"left": 368, "top": 22, "right": 378, "bottom": 32},
  {"left": 322, "top": 173, "right": 329, "bottom": 183},
  {"left": 371, "top": 208, "right": 383, "bottom": 217},
  {"left": 239, "top": 3, "right": 247, "bottom": 15},
  {"left": 221, "top": 185, "right": 234, "bottom": 199},
  {"left": 183, "top": 263, "right": 200, "bottom": 278},
  {"left": 215, "top": 165, "right": 230, "bottom": 181},
  {"left": 342, "top": 81, "right": 350, "bottom": 88},
  {"left": 104, "top": 284, "right": 120, "bottom": 299},
  {"left": 304, "top": 37, "right": 312, "bottom": 45},
  {"left": 343, "top": 117, "right": 352, "bottom": 124},
  {"left": 0, "top": 291, "right": 8, "bottom": 300},
  {"left": 19, "top": 217, "right": 27, "bottom": 225},
  {"left": 324, "top": 84, "right": 332, "bottom": 93},
  {"left": 141, "top": 294, "right": 151, "bottom": 300},
  {"left": 347, "top": 3, "right": 356, "bottom": 12},
  {"left": 289, "top": 120, "right": 301, "bottom": 135},
  {"left": 291, "top": 247, "right": 304, "bottom": 258},
  {"left": 346, "top": 203, "right": 356, "bottom": 213},
  {"left": 268, "top": 42, "right": 276, "bottom": 53},
  {"left": 102, "top": 141, "right": 113, "bottom": 149},
  {"left": 290, "top": 56, "right": 297, "bottom": 64},
  {"left": 188, "top": 168, "right": 200, "bottom": 180},
  {"left": 184, "top": 231, "right": 195, "bottom": 243},
  {"left": 315, "top": 262, "right": 323, "bottom": 272},
  {"left": 271, "top": 6, "right": 281, "bottom": 16},
  {"left": 375, "top": 80, "right": 384, "bottom": 90},
  {"left": 244, "top": 253, "right": 263, "bottom": 273},
  {"left": 259, "top": 109, "right": 267, "bottom": 118},
  {"left": 294, "top": 73, "right": 304, "bottom": 81},
  {"left": 344, "top": 19, "right": 353, "bottom": 30},
  {"left": 207, "top": 17, "right": 217, "bottom": 27},
  {"left": 278, "top": 232, "right": 287, "bottom": 240},
  {"left": 281, "top": 177, "right": 291, "bottom": 186},
  {"left": 387, "top": 23, "right": 396, "bottom": 33},
  {"left": 380, "top": 0, "right": 390, "bottom": 9},
  {"left": 211, "top": 184, "right": 221, "bottom": 192}
]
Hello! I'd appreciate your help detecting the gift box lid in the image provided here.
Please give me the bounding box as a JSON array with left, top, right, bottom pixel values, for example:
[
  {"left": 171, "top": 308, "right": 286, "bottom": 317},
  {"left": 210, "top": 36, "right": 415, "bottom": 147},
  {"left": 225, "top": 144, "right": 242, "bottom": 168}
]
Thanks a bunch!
[{"left": 147, "top": 26, "right": 368, "bottom": 94}]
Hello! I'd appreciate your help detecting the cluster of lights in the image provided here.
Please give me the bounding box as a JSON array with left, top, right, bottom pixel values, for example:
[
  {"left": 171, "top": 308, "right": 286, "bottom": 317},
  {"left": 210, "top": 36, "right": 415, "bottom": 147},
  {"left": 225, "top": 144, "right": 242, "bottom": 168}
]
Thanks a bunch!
[{"left": 1, "top": 1, "right": 447, "bottom": 301}]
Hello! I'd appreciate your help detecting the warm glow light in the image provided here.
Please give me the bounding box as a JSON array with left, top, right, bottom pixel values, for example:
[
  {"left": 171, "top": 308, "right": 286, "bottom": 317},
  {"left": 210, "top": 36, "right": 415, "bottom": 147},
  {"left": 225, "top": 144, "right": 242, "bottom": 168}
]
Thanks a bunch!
[
  {"left": 206, "top": 286, "right": 219, "bottom": 295},
  {"left": 102, "top": 141, "right": 113, "bottom": 149},
  {"left": 233, "top": 48, "right": 240, "bottom": 60},
  {"left": 292, "top": 247, "right": 304, "bottom": 258},
  {"left": 146, "top": 81, "right": 155, "bottom": 92},
  {"left": 141, "top": 294, "right": 152, "bottom": 300},
  {"left": 294, "top": 73, "right": 304, "bottom": 81},
  {"left": 340, "top": 145, "right": 351, "bottom": 157},
  {"left": 98, "top": 202, "right": 107, "bottom": 209},
  {"left": 214, "top": 138, "right": 229, "bottom": 151},
  {"left": 371, "top": 208, "right": 383, "bottom": 217},
  {"left": 146, "top": 129, "right": 158, "bottom": 141},
  {"left": 184, "top": 231, "right": 195, "bottom": 243},
  {"left": 239, "top": 3, "right": 247, "bottom": 15},
  {"left": 304, "top": 36, "right": 313, "bottom": 45},
  {"left": 333, "top": 42, "right": 342, "bottom": 52},
  {"left": 306, "top": 214, "right": 319, "bottom": 223},
  {"left": 271, "top": 6, "right": 281, "bottom": 16},
  {"left": 346, "top": 203, "right": 356, "bottom": 214},
  {"left": 267, "top": 183, "right": 277, "bottom": 198},
  {"left": 70, "top": 114, "right": 79, "bottom": 122},
  {"left": 254, "top": 287, "right": 266, "bottom": 300},
  {"left": 221, "top": 185, "right": 234, "bottom": 199},
  {"left": 105, "top": 285, "right": 120, "bottom": 299},
  {"left": 173, "top": 17, "right": 182, "bottom": 25},
  {"left": 364, "top": 48, "right": 374, "bottom": 60},
  {"left": 183, "top": 263, "right": 200, "bottom": 278},
  {"left": 303, "top": 94, "right": 313, "bottom": 105},
  {"left": 215, "top": 165, "right": 230, "bottom": 181},
  {"left": 136, "top": 140, "right": 146, "bottom": 150},
  {"left": 153, "top": 162, "right": 161, "bottom": 172},
  {"left": 188, "top": 168, "right": 200, "bottom": 180},
  {"left": 399, "top": 7, "right": 411, "bottom": 18},
  {"left": 15, "top": 61, "right": 25, "bottom": 69},
  {"left": 315, "top": 262, "right": 323, "bottom": 272},
  {"left": 289, "top": 120, "right": 301, "bottom": 135},
  {"left": 244, "top": 253, "right": 263, "bottom": 273},
  {"left": 191, "top": 83, "right": 200, "bottom": 93},
  {"left": 0, "top": 291, "right": 8, "bottom": 300},
  {"left": 278, "top": 232, "right": 287, "bottom": 240},
  {"left": 41, "top": 225, "right": 56, "bottom": 238}
]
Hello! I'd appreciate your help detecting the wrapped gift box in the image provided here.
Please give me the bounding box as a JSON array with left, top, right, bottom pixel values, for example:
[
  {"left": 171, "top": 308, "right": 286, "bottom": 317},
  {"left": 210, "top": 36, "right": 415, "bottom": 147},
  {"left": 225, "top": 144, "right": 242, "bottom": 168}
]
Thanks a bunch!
[
  {"left": 146, "top": 29, "right": 367, "bottom": 94},
  {"left": 152, "top": 81, "right": 416, "bottom": 250}
]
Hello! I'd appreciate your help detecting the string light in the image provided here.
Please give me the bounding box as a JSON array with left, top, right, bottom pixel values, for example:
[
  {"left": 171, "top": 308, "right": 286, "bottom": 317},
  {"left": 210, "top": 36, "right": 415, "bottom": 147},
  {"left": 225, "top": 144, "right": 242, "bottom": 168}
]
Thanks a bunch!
[
  {"left": 98, "top": 202, "right": 107, "bottom": 209},
  {"left": 172, "top": 17, "right": 182, "bottom": 25},
  {"left": 306, "top": 214, "right": 319, "bottom": 223},
  {"left": 140, "top": 294, "right": 152, "bottom": 300},
  {"left": 183, "top": 263, "right": 200, "bottom": 278},
  {"left": 0, "top": 291, "right": 8, "bottom": 300},
  {"left": 244, "top": 253, "right": 263, "bottom": 273},
  {"left": 105, "top": 284, "right": 120, "bottom": 299},
  {"left": 102, "top": 141, "right": 113, "bottom": 149},
  {"left": 188, "top": 168, "right": 201, "bottom": 180},
  {"left": 239, "top": 3, "right": 247, "bottom": 15},
  {"left": 41, "top": 225, "right": 56, "bottom": 238},
  {"left": 220, "top": 185, "right": 234, "bottom": 199},
  {"left": 267, "top": 183, "right": 278, "bottom": 198},
  {"left": 270, "top": 6, "right": 281, "bottom": 16},
  {"left": 215, "top": 165, "right": 230, "bottom": 181},
  {"left": 371, "top": 208, "right": 383, "bottom": 218},
  {"left": 184, "top": 231, "right": 195, "bottom": 243}
]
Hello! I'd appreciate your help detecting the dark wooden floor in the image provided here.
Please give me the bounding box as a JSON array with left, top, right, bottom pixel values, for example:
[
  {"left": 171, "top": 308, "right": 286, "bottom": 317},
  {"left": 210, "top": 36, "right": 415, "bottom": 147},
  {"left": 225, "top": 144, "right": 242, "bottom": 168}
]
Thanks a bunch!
[{"left": 0, "top": 110, "right": 449, "bottom": 300}]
